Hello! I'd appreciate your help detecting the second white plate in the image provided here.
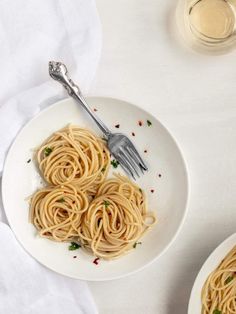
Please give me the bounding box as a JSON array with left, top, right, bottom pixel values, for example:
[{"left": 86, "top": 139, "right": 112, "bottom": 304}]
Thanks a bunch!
[
  {"left": 188, "top": 233, "right": 236, "bottom": 313},
  {"left": 2, "top": 97, "right": 189, "bottom": 281}
]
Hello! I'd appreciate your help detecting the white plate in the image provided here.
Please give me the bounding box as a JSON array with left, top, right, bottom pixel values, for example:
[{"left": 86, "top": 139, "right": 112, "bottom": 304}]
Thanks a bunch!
[
  {"left": 2, "top": 97, "right": 189, "bottom": 281},
  {"left": 188, "top": 233, "right": 236, "bottom": 313}
]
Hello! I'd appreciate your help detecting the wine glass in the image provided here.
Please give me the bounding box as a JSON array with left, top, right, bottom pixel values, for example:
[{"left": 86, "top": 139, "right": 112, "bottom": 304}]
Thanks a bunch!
[{"left": 176, "top": 0, "right": 236, "bottom": 54}]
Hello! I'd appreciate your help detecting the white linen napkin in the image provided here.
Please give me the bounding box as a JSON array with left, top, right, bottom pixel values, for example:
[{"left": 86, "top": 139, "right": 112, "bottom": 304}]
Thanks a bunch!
[
  {"left": 0, "top": 0, "right": 102, "bottom": 171},
  {"left": 0, "top": 222, "right": 98, "bottom": 314},
  {"left": 0, "top": 1, "right": 102, "bottom": 313}
]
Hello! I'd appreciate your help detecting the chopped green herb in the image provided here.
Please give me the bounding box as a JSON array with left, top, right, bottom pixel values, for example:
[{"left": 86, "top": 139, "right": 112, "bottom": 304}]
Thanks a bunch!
[
  {"left": 133, "top": 242, "right": 142, "bottom": 248},
  {"left": 44, "top": 147, "right": 53, "bottom": 156},
  {"left": 111, "top": 159, "right": 119, "bottom": 168},
  {"left": 213, "top": 310, "right": 222, "bottom": 314},
  {"left": 103, "top": 200, "right": 110, "bottom": 208},
  {"left": 27, "top": 159, "right": 31, "bottom": 163},
  {"left": 225, "top": 276, "right": 234, "bottom": 284},
  {"left": 58, "top": 198, "right": 65, "bottom": 203},
  {"left": 68, "top": 242, "right": 81, "bottom": 251},
  {"left": 147, "top": 119, "right": 152, "bottom": 127},
  {"left": 101, "top": 167, "right": 106, "bottom": 173},
  {"left": 139, "top": 188, "right": 142, "bottom": 193}
]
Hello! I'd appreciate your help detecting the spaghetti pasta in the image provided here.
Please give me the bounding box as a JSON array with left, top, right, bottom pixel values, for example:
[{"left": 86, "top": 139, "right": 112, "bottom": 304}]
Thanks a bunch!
[
  {"left": 78, "top": 174, "right": 156, "bottom": 259},
  {"left": 201, "top": 245, "right": 236, "bottom": 314},
  {"left": 30, "top": 184, "right": 89, "bottom": 242},
  {"left": 29, "top": 125, "right": 157, "bottom": 260},
  {"left": 36, "top": 125, "right": 110, "bottom": 195}
]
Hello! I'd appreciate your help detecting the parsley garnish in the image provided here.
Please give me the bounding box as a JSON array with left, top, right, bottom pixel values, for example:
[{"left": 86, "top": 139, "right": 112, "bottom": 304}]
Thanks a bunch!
[
  {"left": 133, "top": 242, "right": 142, "bottom": 248},
  {"left": 101, "top": 167, "right": 106, "bottom": 173},
  {"left": 213, "top": 310, "right": 222, "bottom": 314},
  {"left": 225, "top": 276, "right": 234, "bottom": 284},
  {"left": 68, "top": 242, "right": 81, "bottom": 251},
  {"left": 44, "top": 147, "right": 53, "bottom": 156},
  {"left": 103, "top": 200, "right": 110, "bottom": 208},
  {"left": 58, "top": 198, "right": 65, "bottom": 203},
  {"left": 111, "top": 159, "right": 119, "bottom": 168},
  {"left": 147, "top": 119, "right": 152, "bottom": 127}
]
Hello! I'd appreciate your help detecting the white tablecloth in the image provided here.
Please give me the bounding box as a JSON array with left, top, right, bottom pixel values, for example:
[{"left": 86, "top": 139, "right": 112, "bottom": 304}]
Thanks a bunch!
[{"left": 88, "top": 0, "right": 236, "bottom": 313}]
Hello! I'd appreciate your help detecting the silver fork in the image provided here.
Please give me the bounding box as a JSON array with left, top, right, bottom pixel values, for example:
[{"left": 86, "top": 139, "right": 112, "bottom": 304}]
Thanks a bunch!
[{"left": 48, "top": 61, "right": 148, "bottom": 179}]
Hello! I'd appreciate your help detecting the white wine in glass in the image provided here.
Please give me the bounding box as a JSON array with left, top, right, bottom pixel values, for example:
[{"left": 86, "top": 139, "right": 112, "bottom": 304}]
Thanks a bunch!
[{"left": 176, "top": 0, "right": 236, "bottom": 54}]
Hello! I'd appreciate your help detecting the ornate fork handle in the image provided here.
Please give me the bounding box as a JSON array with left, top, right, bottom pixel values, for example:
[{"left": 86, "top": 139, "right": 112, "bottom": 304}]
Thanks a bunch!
[
  {"left": 64, "top": 78, "right": 81, "bottom": 97},
  {"left": 49, "top": 61, "right": 111, "bottom": 138}
]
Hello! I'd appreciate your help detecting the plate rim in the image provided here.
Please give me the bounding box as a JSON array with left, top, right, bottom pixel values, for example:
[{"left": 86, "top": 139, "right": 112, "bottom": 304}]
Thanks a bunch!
[
  {"left": 1, "top": 96, "right": 190, "bottom": 281},
  {"left": 188, "top": 232, "right": 236, "bottom": 313}
]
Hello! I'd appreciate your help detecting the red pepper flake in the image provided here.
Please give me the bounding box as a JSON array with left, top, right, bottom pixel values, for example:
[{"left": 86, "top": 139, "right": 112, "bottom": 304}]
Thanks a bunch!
[
  {"left": 93, "top": 257, "right": 100, "bottom": 265},
  {"left": 158, "top": 174, "right": 162, "bottom": 178},
  {"left": 115, "top": 124, "right": 120, "bottom": 128},
  {"left": 132, "top": 132, "right": 135, "bottom": 136},
  {"left": 138, "top": 120, "right": 143, "bottom": 126},
  {"left": 144, "top": 149, "right": 147, "bottom": 153},
  {"left": 150, "top": 189, "right": 154, "bottom": 193},
  {"left": 73, "top": 256, "right": 77, "bottom": 259},
  {"left": 93, "top": 108, "right": 98, "bottom": 112}
]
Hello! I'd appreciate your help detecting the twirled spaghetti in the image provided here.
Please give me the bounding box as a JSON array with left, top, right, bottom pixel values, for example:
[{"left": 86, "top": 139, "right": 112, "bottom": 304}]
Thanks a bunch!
[
  {"left": 36, "top": 125, "right": 110, "bottom": 195},
  {"left": 78, "top": 174, "right": 156, "bottom": 259},
  {"left": 201, "top": 245, "right": 236, "bottom": 314},
  {"left": 30, "top": 125, "right": 157, "bottom": 260},
  {"left": 30, "top": 184, "right": 89, "bottom": 242}
]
